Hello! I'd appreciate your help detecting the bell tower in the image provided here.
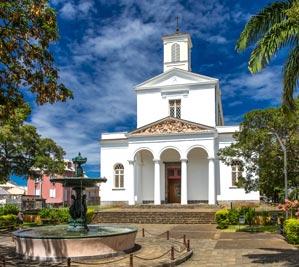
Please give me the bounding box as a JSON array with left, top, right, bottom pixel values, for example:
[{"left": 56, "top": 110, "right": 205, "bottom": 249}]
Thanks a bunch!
[{"left": 162, "top": 20, "right": 192, "bottom": 72}]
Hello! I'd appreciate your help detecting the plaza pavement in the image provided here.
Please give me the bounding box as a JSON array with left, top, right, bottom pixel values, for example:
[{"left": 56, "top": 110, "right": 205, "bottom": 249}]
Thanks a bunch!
[{"left": 0, "top": 224, "right": 298, "bottom": 266}]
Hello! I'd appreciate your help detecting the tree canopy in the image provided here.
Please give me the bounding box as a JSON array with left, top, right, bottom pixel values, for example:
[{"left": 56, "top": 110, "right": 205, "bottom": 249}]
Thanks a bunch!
[
  {"left": 236, "top": 0, "right": 299, "bottom": 110},
  {"left": 0, "top": 0, "right": 72, "bottom": 120},
  {"left": 218, "top": 100, "right": 299, "bottom": 201},
  {"left": 0, "top": 1, "right": 71, "bottom": 183},
  {"left": 0, "top": 104, "right": 65, "bottom": 183}
]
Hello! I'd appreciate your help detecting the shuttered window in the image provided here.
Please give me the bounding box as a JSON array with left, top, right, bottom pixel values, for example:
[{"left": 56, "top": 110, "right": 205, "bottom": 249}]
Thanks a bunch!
[{"left": 171, "top": 43, "right": 180, "bottom": 62}]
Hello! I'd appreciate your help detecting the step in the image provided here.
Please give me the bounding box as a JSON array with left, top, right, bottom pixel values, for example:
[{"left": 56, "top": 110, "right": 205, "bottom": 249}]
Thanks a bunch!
[
  {"left": 125, "top": 203, "right": 219, "bottom": 210},
  {"left": 93, "top": 210, "right": 216, "bottom": 224}
]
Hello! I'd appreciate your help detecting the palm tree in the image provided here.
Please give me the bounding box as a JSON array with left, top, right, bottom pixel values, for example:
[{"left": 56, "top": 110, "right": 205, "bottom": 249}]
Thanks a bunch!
[{"left": 236, "top": 0, "right": 299, "bottom": 110}]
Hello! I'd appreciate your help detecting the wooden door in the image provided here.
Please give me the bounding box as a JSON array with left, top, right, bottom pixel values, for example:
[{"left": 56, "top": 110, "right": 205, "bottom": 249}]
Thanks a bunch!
[
  {"left": 168, "top": 180, "right": 181, "bottom": 203},
  {"left": 166, "top": 165, "right": 181, "bottom": 203}
]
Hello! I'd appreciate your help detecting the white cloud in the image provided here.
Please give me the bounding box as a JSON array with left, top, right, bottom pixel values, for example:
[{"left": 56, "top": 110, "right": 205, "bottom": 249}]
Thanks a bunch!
[
  {"left": 222, "top": 66, "right": 283, "bottom": 104},
  {"left": 60, "top": 2, "right": 76, "bottom": 19},
  {"left": 30, "top": 1, "right": 265, "bottom": 168},
  {"left": 59, "top": 0, "right": 94, "bottom": 20}
]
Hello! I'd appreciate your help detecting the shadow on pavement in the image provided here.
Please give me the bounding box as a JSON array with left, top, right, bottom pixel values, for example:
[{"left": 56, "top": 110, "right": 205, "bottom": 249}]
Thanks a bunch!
[{"left": 243, "top": 248, "right": 299, "bottom": 266}]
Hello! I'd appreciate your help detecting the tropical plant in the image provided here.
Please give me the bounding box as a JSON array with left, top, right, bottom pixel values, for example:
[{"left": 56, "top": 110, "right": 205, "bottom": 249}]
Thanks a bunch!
[
  {"left": 236, "top": 0, "right": 299, "bottom": 109},
  {"left": 278, "top": 199, "right": 299, "bottom": 218}
]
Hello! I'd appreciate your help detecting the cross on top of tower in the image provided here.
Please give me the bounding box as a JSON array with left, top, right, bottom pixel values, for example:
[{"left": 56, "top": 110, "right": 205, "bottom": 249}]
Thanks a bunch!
[{"left": 176, "top": 16, "right": 179, "bottom": 33}]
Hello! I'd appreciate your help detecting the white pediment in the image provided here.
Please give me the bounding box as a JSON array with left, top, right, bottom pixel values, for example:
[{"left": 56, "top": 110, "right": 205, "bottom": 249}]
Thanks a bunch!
[{"left": 135, "top": 68, "right": 218, "bottom": 90}]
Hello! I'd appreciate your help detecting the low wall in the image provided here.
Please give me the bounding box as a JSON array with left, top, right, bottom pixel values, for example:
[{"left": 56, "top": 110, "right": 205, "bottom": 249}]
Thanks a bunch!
[{"left": 93, "top": 211, "right": 215, "bottom": 224}]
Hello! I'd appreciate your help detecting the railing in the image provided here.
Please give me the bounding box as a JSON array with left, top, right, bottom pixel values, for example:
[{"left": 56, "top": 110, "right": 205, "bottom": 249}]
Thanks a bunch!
[{"left": 1, "top": 228, "right": 192, "bottom": 267}]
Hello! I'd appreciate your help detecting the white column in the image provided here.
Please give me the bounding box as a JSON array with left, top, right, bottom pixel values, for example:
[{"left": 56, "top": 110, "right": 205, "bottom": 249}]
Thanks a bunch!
[
  {"left": 128, "top": 160, "right": 135, "bottom": 205},
  {"left": 154, "top": 159, "right": 161, "bottom": 205},
  {"left": 208, "top": 157, "right": 216, "bottom": 205},
  {"left": 136, "top": 161, "right": 142, "bottom": 204},
  {"left": 181, "top": 158, "right": 188, "bottom": 205}
]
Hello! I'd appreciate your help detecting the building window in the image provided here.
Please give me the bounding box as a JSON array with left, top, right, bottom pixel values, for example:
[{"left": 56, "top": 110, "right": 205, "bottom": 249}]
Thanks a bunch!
[
  {"left": 49, "top": 189, "right": 56, "bottom": 198},
  {"left": 114, "top": 164, "right": 124, "bottom": 188},
  {"left": 169, "top": 99, "right": 181, "bottom": 118},
  {"left": 171, "top": 43, "right": 180, "bottom": 62},
  {"left": 231, "top": 160, "right": 242, "bottom": 186},
  {"left": 35, "top": 189, "right": 40, "bottom": 196}
]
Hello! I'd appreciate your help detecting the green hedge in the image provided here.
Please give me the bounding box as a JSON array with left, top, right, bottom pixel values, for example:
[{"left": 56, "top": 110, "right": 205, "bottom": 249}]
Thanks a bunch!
[
  {"left": 39, "top": 208, "right": 70, "bottom": 224},
  {"left": 284, "top": 218, "right": 299, "bottom": 244},
  {"left": 215, "top": 207, "right": 257, "bottom": 229},
  {"left": 38, "top": 207, "right": 94, "bottom": 224},
  {"left": 215, "top": 209, "right": 229, "bottom": 229},
  {"left": 86, "top": 208, "right": 95, "bottom": 223},
  {"left": 0, "top": 214, "right": 18, "bottom": 228},
  {"left": 0, "top": 204, "right": 19, "bottom": 216}
]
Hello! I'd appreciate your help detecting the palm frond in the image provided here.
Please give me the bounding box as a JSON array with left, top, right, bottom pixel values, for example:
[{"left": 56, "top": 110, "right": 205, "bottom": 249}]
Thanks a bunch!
[
  {"left": 248, "top": 19, "right": 298, "bottom": 73},
  {"left": 283, "top": 45, "right": 299, "bottom": 109},
  {"left": 236, "top": 0, "right": 292, "bottom": 52}
]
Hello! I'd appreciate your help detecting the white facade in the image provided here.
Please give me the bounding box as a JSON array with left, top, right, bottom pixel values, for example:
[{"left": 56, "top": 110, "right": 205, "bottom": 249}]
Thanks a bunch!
[{"left": 100, "top": 31, "right": 259, "bottom": 205}]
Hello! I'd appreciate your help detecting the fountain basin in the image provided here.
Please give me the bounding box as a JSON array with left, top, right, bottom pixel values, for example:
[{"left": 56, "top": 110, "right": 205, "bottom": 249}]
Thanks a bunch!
[{"left": 13, "top": 225, "right": 137, "bottom": 260}]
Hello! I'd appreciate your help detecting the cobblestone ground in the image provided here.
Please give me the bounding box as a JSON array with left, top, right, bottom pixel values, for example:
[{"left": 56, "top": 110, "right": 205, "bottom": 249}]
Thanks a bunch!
[{"left": 0, "top": 224, "right": 298, "bottom": 266}]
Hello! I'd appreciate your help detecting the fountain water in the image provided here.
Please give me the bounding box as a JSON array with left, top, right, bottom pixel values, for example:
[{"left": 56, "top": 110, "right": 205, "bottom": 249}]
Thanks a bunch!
[{"left": 13, "top": 153, "right": 137, "bottom": 260}]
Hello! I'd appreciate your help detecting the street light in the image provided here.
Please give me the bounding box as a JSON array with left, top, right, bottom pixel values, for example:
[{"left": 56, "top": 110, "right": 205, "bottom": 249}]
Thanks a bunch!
[{"left": 268, "top": 131, "right": 288, "bottom": 218}]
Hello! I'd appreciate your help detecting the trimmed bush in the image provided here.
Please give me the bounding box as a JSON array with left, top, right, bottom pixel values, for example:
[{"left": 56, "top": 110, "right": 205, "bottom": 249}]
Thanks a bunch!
[
  {"left": 228, "top": 208, "right": 239, "bottom": 225},
  {"left": 0, "top": 214, "right": 18, "bottom": 228},
  {"left": 284, "top": 218, "right": 299, "bottom": 244},
  {"left": 0, "top": 204, "right": 19, "bottom": 216},
  {"left": 215, "top": 209, "right": 229, "bottom": 229},
  {"left": 86, "top": 208, "right": 95, "bottom": 224},
  {"left": 39, "top": 208, "right": 70, "bottom": 224}
]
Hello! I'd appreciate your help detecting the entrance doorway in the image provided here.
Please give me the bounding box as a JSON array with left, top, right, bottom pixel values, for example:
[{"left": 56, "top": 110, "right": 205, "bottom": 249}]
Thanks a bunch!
[{"left": 166, "top": 164, "right": 181, "bottom": 203}]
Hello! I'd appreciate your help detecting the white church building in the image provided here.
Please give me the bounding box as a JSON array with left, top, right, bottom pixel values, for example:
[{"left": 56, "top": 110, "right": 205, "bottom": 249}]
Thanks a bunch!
[{"left": 100, "top": 30, "right": 259, "bottom": 205}]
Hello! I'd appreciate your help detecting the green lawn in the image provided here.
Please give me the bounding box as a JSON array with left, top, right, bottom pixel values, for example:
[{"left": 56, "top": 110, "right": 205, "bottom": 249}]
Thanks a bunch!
[{"left": 222, "top": 224, "right": 279, "bottom": 233}]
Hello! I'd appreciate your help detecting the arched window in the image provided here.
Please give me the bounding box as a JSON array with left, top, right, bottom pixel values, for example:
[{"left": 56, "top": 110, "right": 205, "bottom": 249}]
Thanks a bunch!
[
  {"left": 114, "top": 164, "right": 124, "bottom": 188},
  {"left": 171, "top": 43, "right": 180, "bottom": 62},
  {"left": 231, "top": 160, "right": 243, "bottom": 186}
]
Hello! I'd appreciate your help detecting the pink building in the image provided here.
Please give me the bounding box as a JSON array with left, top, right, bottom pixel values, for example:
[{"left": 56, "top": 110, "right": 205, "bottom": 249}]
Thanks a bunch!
[{"left": 27, "top": 161, "right": 100, "bottom": 207}]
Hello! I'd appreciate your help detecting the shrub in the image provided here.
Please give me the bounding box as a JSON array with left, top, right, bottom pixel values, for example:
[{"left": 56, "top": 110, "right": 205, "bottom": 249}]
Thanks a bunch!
[
  {"left": 215, "top": 209, "right": 229, "bottom": 229},
  {"left": 39, "top": 208, "right": 70, "bottom": 224},
  {"left": 0, "top": 214, "right": 18, "bottom": 228},
  {"left": 57, "top": 208, "right": 70, "bottom": 223},
  {"left": 260, "top": 211, "right": 271, "bottom": 225},
  {"left": 38, "top": 208, "right": 52, "bottom": 219},
  {"left": 284, "top": 218, "right": 299, "bottom": 244},
  {"left": 86, "top": 208, "right": 95, "bottom": 224},
  {"left": 239, "top": 207, "right": 256, "bottom": 226},
  {"left": 0, "top": 204, "right": 19, "bottom": 215},
  {"left": 228, "top": 208, "right": 239, "bottom": 225}
]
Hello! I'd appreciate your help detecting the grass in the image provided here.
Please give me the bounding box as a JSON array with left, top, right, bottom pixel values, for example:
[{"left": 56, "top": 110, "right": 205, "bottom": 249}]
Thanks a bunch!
[{"left": 222, "top": 224, "right": 279, "bottom": 233}]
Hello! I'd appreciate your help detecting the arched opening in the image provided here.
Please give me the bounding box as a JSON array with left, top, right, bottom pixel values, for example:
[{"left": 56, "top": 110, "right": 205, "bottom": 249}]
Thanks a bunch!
[
  {"left": 187, "top": 147, "right": 209, "bottom": 203},
  {"left": 134, "top": 149, "right": 154, "bottom": 204},
  {"left": 160, "top": 148, "right": 181, "bottom": 203}
]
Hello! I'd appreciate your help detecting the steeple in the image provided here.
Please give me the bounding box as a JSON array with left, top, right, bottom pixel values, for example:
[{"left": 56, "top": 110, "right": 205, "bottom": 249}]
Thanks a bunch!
[{"left": 162, "top": 18, "right": 192, "bottom": 72}]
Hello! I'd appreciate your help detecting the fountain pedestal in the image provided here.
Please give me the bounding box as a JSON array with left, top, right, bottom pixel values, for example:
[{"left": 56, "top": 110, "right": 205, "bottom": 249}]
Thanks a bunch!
[{"left": 13, "top": 153, "right": 137, "bottom": 260}]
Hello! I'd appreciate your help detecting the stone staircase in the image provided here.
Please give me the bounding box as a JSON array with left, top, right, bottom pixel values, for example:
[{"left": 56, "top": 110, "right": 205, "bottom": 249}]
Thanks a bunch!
[{"left": 93, "top": 204, "right": 218, "bottom": 224}]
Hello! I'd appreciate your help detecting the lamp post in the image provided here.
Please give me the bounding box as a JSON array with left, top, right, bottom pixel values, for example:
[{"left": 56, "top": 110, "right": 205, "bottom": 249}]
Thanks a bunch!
[{"left": 268, "top": 131, "right": 288, "bottom": 218}]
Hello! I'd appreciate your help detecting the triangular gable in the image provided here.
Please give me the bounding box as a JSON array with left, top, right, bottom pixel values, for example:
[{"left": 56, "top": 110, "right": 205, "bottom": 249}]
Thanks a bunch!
[
  {"left": 135, "top": 68, "right": 218, "bottom": 90},
  {"left": 129, "top": 116, "right": 215, "bottom": 136}
]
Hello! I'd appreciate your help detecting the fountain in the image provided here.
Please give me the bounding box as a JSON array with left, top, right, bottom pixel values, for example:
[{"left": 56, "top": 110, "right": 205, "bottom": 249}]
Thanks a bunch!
[{"left": 13, "top": 153, "right": 137, "bottom": 260}]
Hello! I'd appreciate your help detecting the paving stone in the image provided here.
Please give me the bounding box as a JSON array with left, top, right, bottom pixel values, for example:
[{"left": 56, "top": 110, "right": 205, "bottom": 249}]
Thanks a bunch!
[{"left": 1, "top": 224, "right": 298, "bottom": 266}]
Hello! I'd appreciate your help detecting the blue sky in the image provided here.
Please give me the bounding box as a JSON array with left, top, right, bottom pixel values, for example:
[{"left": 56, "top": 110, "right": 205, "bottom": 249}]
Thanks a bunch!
[{"left": 13, "top": 0, "right": 295, "bottom": 185}]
